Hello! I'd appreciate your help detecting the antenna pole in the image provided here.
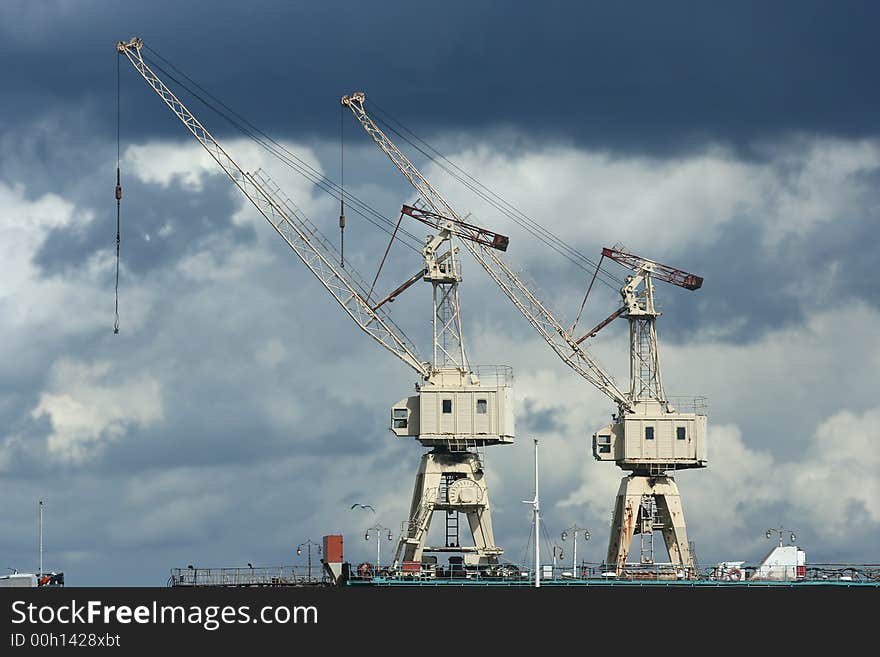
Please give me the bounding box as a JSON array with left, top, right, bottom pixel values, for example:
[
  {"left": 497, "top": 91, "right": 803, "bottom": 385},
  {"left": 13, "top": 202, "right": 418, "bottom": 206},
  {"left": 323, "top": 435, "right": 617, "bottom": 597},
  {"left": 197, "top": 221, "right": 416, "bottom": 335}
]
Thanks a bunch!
[
  {"left": 38, "top": 500, "right": 43, "bottom": 578},
  {"left": 534, "top": 439, "right": 540, "bottom": 588}
]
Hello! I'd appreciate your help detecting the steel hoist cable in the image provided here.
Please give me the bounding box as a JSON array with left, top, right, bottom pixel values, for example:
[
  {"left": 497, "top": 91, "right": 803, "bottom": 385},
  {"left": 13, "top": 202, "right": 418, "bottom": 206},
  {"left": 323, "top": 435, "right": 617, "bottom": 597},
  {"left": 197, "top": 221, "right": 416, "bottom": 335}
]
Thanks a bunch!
[
  {"left": 368, "top": 100, "right": 624, "bottom": 292},
  {"left": 141, "top": 46, "right": 424, "bottom": 255},
  {"left": 570, "top": 252, "right": 605, "bottom": 334},
  {"left": 368, "top": 211, "right": 405, "bottom": 303},
  {"left": 114, "top": 54, "right": 122, "bottom": 335},
  {"left": 339, "top": 102, "right": 346, "bottom": 267}
]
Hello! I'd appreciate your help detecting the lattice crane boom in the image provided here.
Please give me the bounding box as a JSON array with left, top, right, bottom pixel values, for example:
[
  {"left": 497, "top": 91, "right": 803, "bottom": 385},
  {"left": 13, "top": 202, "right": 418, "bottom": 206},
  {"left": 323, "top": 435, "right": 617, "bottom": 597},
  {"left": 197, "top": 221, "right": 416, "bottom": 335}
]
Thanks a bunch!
[
  {"left": 342, "top": 91, "right": 631, "bottom": 409},
  {"left": 117, "top": 39, "right": 430, "bottom": 379}
]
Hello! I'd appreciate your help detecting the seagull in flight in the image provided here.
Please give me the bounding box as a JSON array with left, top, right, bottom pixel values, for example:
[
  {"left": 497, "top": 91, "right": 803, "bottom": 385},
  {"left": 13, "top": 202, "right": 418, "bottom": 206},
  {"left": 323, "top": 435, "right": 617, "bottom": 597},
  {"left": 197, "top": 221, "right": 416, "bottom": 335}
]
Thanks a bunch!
[{"left": 350, "top": 503, "right": 375, "bottom": 512}]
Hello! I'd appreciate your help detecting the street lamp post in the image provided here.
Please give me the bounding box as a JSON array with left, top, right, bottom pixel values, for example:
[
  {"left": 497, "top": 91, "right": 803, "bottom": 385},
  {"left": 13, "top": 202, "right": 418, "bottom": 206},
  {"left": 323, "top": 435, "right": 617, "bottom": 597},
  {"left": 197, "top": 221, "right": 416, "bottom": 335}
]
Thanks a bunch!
[
  {"left": 551, "top": 544, "right": 564, "bottom": 580},
  {"left": 766, "top": 526, "right": 797, "bottom": 548},
  {"left": 297, "top": 539, "right": 322, "bottom": 582},
  {"left": 561, "top": 524, "right": 590, "bottom": 579},
  {"left": 365, "top": 524, "right": 393, "bottom": 574},
  {"left": 765, "top": 526, "right": 798, "bottom": 581}
]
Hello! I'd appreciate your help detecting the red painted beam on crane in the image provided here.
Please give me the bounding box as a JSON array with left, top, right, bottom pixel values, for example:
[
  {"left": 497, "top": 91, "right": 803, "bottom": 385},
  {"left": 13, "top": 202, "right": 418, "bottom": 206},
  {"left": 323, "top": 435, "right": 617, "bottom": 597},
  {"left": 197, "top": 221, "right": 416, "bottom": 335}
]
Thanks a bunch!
[
  {"left": 575, "top": 306, "right": 626, "bottom": 345},
  {"left": 402, "top": 205, "right": 509, "bottom": 251},
  {"left": 371, "top": 268, "right": 424, "bottom": 311},
  {"left": 602, "top": 247, "right": 703, "bottom": 290}
]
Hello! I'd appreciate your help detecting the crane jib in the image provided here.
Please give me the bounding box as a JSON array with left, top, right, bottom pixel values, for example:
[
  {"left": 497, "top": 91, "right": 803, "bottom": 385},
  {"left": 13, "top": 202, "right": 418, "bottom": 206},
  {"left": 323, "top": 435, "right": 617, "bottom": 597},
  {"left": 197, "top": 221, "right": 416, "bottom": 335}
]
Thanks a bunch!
[
  {"left": 116, "top": 37, "right": 431, "bottom": 380},
  {"left": 601, "top": 247, "right": 703, "bottom": 291},
  {"left": 400, "top": 205, "right": 509, "bottom": 252}
]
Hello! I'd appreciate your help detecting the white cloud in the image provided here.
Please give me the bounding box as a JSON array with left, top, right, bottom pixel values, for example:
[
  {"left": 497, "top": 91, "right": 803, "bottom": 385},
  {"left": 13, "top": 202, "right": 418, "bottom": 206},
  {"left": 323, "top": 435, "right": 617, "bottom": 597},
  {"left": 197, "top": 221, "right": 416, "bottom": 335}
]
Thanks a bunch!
[
  {"left": 788, "top": 407, "right": 880, "bottom": 528},
  {"left": 423, "top": 136, "right": 880, "bottom": 261},
  {"left": 256, "top": 338, "right": 287, "bottom": 368},
  {"left": 123, "top": 138, "right": 333, "bottom": 230},
  {"left": 124, "top": 141, "right": 232, "bottom": 191},
  {"left": 661, "top": 301, "right": 880, "bottom": 444},
  {"left": 31, "top": 359, "right": 163, "bottom": 462},
  {"left": 0, "top": 181, "right": 77, "bottom": 300},
  {"left": 685, "top": 406, "right": 880, "bottom": 555},
  {"left": 0, "top": 181, "right": 161, "bottom": 409},
  {"left": 758, "top": 137, "right": 880, "bottom": 241},
  {"left": 175, "top": 240, "right": 273, "bottom": 282}
]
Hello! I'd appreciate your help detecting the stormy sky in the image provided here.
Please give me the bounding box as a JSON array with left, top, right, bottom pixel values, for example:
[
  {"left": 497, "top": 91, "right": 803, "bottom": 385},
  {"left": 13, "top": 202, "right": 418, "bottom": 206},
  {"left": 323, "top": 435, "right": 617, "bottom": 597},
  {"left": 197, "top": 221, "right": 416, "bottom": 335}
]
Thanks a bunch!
[{"left": 1, "top": 1, "right": 878, "bottom": 585}]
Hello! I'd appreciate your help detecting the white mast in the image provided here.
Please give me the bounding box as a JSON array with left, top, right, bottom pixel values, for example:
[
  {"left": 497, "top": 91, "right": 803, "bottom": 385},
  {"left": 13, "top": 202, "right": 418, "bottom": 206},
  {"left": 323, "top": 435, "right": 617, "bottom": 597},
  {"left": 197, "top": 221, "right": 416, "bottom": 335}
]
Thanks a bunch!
[
  {"left": 523, "top": 439, "right": 540, "bottom": 588},
  {"left": 38, "top": 499, "right": 43, "bottom": 578},
  {"left": 535, "top": 439, "right": 540, "bottom": 588}
]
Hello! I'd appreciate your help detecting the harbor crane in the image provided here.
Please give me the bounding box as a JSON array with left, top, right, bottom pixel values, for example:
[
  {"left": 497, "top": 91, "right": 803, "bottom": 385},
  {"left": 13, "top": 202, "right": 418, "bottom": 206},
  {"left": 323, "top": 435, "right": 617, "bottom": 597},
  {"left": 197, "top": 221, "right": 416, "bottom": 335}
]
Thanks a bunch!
[
  {"left": 342, "top": 91, "right": 707, "bottom": 576},
  {"left": 116, "top": 38, "right": 515, "bottom": 571}
]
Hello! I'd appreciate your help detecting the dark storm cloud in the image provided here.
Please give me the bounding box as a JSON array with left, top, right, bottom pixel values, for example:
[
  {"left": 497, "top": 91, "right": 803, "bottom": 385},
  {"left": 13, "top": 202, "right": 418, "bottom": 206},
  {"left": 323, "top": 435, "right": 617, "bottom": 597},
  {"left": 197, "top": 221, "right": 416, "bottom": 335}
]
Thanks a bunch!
[
  {"left": 517, "top": 398, "right": 566, "bottom": 436},
  {"left": 460, "top": 219, "right": 807, "bottom": 349},
  {"left": 2, "top": 0, "right": 879, "bottom": 154},
  {"left": 655, "top": 220, "right": 806, "bottom": 344},
  {"left": 657, "top": 206, "right": 880, "bottom": 346},
  {"left": 33, "top": 174, "right": 255, "bottom": 276}
]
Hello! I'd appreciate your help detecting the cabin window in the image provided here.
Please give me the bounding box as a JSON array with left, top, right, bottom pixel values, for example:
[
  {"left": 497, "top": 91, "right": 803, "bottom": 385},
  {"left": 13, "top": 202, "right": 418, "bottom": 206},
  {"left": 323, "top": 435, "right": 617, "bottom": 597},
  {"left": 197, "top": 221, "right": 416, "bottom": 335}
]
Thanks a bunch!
[
  {"left": 645, "top": 426, "right": 655, "bottom": 440},
  {"left": 393, "top": 408, "right": 408, "bottom": 429},
  {"left": 442, "top": 399, "right": 453, "bottom": 414},
  {"left": 597, "top": 434, "right": 611, "bottom": 454},
  {"left": 676, "top": 426, "right": 686, "bottom": 440},
  {"left": 476, "top": 399, "right": 488, "bottom": 414}
]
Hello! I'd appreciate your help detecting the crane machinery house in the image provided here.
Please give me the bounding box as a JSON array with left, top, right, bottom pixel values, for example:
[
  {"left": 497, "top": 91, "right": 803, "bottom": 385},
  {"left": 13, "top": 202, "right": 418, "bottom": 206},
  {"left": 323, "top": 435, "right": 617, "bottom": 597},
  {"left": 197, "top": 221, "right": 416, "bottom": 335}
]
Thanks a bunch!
[
  {"left": 391, "top": 368, "right": 515, "bottom": 447},
  {"left": 592, "top": 399, "right": 707, "bottom": 470}
]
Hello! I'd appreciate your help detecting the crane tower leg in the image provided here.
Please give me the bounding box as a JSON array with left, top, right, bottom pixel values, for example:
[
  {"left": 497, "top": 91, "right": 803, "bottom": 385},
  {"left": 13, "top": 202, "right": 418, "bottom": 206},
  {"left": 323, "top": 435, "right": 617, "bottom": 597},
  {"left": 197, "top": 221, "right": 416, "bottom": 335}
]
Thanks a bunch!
[
  {"left": 606, "top": 474, "right": 695, "bottom": 577},
  {"left": 394, "top": 449, "right": 501, "bottom": 569}
]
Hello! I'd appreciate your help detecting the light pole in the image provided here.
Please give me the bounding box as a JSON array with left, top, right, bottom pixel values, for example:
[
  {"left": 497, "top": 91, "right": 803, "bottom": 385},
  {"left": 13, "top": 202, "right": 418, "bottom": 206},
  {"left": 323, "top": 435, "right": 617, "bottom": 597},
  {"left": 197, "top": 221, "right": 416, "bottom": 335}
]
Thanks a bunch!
[
  {"left": 765, "top": 526, "right": 798, "bottom": 581},
  {"left": 766, "top": 526, "right": 797, "bottom": 547},
  {"left": 551, "top": 544, "right": 564, "bottom": 580},
  {"left": 297, "top": 539, "right": 322, "bottom": 582},
  {"left": 365, "top": 524, "right": 392, "bottom": 574},
  {"left": 561, "top": 524, "right": 590, "bottom": 579}
]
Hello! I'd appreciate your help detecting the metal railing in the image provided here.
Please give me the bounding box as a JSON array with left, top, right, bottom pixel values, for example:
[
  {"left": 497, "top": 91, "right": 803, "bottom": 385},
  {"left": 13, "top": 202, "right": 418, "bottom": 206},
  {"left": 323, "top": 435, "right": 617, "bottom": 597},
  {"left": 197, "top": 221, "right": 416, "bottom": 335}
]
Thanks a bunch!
[
  {"left": 470, "top": 365, "right": 514, "bottom": 387},
  {"left": 168, "top": 565, "right": 323, "bottom": 587},
  {"left": 666, "top": 395, "right": 708, "bottom": 414},
  {"left": 345, "top": 560, "right": 880, "bottom": 585}
]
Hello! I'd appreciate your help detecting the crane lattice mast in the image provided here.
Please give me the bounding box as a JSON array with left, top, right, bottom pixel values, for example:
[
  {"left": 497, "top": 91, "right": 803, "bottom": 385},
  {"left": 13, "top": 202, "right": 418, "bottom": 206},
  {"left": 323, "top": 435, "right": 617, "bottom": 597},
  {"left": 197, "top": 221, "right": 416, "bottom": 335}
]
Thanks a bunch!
[{"left": 600, "top": 247, "right": 702, "bottom": 403}]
